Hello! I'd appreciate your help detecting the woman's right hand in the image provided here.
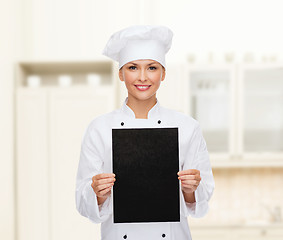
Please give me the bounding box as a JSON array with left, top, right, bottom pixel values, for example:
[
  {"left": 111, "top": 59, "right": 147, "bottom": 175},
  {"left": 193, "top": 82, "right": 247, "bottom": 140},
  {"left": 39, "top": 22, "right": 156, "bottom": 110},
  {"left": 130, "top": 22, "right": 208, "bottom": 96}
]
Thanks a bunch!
[{"left": 91, "top": 173, "right": 116, "bottom": 204}]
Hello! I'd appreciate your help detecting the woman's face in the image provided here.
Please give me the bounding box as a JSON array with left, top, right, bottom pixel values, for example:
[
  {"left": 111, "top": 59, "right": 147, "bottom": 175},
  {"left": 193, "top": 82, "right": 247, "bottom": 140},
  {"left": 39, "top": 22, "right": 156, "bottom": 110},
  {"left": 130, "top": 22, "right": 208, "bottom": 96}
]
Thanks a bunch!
[{"left": 119, "top": 59, "right": 165, "bottom": 102}]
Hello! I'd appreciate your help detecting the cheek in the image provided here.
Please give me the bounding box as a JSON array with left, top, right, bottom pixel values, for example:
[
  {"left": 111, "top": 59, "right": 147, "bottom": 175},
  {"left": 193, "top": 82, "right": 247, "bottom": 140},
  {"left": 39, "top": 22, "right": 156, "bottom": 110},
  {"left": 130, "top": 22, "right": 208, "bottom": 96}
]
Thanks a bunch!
[
  {"left": 148, "top": 72, "right": 163, "bottom": 82},
  {"left": 123, "top": 71, "right": 137, "bottom": 82}
]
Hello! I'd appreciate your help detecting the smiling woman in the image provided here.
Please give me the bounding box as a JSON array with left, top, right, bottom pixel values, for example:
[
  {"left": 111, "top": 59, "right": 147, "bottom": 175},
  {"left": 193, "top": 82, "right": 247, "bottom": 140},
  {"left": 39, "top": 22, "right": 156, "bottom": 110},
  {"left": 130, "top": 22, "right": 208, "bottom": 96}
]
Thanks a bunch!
[
  {"left": 119, "top": 59, "right": 166, "bottom": 119},
  {"left": 75, "top": 25, "right": 215, "bottom": 240}
]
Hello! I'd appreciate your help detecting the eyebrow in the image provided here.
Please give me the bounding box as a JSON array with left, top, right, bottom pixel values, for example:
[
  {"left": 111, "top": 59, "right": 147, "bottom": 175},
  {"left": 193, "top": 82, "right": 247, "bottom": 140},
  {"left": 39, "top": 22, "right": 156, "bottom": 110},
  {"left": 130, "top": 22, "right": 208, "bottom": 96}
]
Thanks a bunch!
[{"left": 128, "top": 62, "right": 157, "bottom": 66}]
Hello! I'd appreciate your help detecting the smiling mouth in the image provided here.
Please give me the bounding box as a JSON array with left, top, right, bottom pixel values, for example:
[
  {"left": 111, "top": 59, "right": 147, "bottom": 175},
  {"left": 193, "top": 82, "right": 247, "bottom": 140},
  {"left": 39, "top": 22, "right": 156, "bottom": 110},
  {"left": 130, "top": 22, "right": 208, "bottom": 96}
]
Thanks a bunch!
[{"left": 135, "top": 85, "right": 151, "bottom": 91}]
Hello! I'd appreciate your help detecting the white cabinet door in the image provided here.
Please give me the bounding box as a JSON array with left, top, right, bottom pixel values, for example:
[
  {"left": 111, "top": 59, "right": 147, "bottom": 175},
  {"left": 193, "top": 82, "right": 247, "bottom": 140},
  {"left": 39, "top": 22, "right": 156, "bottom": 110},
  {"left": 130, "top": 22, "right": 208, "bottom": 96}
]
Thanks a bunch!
[
  {"left": 16, "top": 89, "right": 49, "bottom": 240},
  {"left": 17, "top": 87, "right": 115, "bottom": 240},
  {"left": 238, "top": 64, "right": 283, "bottom": 161},
  {"left": 185, "top": 65, "right": 237, "bottom": 161},
  {"left": 49, "top": 88, "right": 114, "bottom": 240}
]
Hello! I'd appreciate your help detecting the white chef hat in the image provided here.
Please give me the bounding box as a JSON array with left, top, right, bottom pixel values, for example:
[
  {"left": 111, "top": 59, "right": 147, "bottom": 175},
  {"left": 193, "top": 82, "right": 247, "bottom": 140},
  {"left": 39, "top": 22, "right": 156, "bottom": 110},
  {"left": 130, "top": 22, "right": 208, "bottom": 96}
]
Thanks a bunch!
[{"left": 102, "top": 25, "right": 173, "bottom": 69}]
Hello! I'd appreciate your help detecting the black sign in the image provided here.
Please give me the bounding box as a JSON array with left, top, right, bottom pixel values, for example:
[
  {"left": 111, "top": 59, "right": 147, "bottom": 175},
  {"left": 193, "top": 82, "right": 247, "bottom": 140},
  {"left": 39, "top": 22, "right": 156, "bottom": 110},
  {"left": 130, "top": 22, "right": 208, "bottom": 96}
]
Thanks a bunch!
[{"left": 112, "top": 128, "right": 180, "bottom": 223}]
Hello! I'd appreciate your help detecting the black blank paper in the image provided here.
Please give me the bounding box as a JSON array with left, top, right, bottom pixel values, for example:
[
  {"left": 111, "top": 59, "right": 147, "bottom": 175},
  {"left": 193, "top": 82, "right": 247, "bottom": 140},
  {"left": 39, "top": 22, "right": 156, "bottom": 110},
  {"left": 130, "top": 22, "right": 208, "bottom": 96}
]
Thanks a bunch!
[{"left": 112, "top": 128, "right": 180, "bottom": 223}]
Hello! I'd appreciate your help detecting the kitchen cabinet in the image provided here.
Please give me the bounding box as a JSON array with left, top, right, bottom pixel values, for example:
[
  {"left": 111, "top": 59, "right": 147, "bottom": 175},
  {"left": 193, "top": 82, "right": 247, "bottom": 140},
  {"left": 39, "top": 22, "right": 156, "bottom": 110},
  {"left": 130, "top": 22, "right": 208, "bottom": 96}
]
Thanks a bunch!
[
  {"left": 49, "top": 88, "right": 113, "bottom": 240},
  {"left": 16, "top": 61, "right": 117, "bottom": 240},
  {"left": 238, "top": 64, "right": 283, "bottom": 162},
  {"left": 184, "top": 63, "right": 283, "bottom": 168},
  {"left": 185, "top": 65, "right": 236, "bottom": 162},
  {"left": 16, "top": 89, "right": 49, "bottom": 240}
]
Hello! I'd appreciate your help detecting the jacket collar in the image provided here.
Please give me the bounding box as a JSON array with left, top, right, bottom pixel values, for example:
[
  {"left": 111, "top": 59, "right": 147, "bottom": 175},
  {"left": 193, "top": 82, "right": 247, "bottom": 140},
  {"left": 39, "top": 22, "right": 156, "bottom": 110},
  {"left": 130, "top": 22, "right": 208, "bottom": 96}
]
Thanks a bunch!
[{"left": 121, "top": 97, "right": 161, "bottom": 119}]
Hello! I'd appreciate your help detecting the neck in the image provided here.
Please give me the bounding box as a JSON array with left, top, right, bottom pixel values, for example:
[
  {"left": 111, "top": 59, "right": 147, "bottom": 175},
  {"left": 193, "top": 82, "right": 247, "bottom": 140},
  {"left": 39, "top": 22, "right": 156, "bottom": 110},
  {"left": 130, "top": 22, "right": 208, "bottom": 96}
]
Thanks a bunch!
[{"left": 126, "top": 95, "right": 157, "bottom": 119}]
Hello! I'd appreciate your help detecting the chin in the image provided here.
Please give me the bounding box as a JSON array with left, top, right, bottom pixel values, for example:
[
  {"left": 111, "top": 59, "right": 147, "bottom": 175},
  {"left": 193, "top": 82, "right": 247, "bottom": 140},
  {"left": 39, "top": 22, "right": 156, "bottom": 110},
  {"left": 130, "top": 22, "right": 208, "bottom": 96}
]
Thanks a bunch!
[{"left": 133, "top": 95, "right": 156, "bottom": 102}]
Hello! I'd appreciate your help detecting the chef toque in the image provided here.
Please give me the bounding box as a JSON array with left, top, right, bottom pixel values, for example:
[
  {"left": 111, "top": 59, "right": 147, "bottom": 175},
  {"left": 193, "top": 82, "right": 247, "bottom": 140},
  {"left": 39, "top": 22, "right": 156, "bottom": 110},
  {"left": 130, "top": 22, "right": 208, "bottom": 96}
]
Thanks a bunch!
[{"left": 102, "top": 25, "right": 173, "bottom": 69}]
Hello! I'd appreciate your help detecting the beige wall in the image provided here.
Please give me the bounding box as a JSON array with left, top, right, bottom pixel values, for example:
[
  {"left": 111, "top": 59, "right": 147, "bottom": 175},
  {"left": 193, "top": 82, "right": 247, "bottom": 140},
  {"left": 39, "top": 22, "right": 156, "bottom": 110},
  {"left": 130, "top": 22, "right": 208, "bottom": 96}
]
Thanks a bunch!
[{"left": 0, "top": 1, "right": 18, "bottom": 239}]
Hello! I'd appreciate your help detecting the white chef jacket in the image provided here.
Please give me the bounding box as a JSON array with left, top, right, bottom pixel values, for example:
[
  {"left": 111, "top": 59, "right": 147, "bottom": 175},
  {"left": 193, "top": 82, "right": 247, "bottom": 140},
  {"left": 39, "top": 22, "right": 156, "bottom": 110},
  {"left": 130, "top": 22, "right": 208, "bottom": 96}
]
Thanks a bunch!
[{"left": 76, "top": 97, "right": 215, "bottom": 240}]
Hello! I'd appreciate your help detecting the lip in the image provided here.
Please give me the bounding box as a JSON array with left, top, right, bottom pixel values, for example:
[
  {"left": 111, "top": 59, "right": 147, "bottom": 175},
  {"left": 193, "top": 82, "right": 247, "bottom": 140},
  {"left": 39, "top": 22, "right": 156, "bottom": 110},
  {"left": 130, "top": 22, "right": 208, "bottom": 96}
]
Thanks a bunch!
[{"left": 135, "top": 85, "right": 151, "bottom": 91}]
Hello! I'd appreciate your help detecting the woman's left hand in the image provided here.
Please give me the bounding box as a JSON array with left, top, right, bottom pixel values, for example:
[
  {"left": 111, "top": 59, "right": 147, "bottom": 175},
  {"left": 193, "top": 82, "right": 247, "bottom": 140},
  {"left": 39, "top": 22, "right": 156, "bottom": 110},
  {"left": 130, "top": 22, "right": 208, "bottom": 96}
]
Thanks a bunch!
[{"left": 177, "top": 169, "right": 201, "bottom": 194}]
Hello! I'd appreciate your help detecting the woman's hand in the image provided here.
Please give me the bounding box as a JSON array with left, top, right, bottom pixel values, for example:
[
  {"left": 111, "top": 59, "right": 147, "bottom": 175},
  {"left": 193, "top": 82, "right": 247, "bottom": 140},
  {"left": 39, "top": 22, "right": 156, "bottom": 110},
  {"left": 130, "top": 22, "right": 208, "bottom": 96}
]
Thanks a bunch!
[
  {"left": 178, "top": 169, "right": 201, "bottom": 194},
  {"left": 91, "top": 173, "right": 116, "bottom": 205}
]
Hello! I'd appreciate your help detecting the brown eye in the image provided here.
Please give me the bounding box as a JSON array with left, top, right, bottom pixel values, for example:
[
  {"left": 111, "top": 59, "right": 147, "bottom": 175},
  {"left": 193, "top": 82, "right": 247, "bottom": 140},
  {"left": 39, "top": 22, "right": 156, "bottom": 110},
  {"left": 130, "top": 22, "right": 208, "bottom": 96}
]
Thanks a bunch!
[{"left": 129, "top": 66, "right": 137, "bottom": 70}]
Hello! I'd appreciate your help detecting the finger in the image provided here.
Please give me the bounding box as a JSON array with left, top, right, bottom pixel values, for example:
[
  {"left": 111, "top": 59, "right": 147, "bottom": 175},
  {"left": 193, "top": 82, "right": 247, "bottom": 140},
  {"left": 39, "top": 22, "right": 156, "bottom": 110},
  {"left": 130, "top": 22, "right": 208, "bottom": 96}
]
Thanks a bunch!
[
  {"left": 93, "top": 173, "right": 115, "bottom": 181},
  {"left": 178, "top": 169, "right": 199, "bottom": 176},
  {"left": 96, "top": 182, "right": 114, "bottom": 192},
  {"left": 181, "top": 182, "right": 198, "bottom": 190},
  {"left": 98, "top": 186, "right": 112, "bottom": 196},
  {"left": 181, "top": 179, "right": 199, "bottom": 186},
  {"left": 178, "top": 175, "right": 196, "bottom": 180},
  {"left": 179, "top": 175, "right": 201, "bottom": 182},
  {"left": 96, "top": 177, "right": 116, "bottom": 185},
  {"left": 94, "top": 173, "right": 115, "bottom": 180},
  {"left": 181, "top": 184, "right": 194, "bottom": 191}
]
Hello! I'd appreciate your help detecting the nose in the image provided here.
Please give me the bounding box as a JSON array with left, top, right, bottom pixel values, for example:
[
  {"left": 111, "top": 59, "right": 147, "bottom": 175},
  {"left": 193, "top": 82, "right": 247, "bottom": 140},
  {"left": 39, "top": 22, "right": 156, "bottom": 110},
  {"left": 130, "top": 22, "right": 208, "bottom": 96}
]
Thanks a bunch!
[{"left": 139, "top": 68, "right": 147, "bottom": 82}]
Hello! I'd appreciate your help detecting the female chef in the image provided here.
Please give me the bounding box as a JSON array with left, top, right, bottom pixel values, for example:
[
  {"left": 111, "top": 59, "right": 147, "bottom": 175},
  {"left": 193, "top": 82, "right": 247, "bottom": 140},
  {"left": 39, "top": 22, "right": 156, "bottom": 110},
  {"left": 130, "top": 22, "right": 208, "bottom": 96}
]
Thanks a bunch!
[{"left": 76, "top": 25, "right": 215, "bottom": 240}]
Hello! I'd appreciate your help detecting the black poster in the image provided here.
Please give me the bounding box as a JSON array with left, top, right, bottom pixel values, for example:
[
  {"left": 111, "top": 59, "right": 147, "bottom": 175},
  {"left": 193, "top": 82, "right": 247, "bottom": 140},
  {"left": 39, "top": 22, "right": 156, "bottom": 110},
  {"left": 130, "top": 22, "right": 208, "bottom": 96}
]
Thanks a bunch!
[{"left": 112, "top": 127, "right": 180, "bottom": 223}]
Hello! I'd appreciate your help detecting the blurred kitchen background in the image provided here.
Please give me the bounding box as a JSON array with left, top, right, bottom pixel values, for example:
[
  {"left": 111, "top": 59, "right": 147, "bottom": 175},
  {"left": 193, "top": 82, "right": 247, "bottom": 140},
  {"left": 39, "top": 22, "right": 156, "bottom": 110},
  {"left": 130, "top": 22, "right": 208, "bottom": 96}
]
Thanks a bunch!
[{"left": 1, "top": 0, "right": 283, "bottom": 239}]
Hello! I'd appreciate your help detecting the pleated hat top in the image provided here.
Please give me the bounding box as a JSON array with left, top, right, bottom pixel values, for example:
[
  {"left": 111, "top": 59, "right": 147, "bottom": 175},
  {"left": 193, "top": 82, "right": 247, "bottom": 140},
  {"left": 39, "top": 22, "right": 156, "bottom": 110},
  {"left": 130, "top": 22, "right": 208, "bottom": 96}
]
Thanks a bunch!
[{"left": 102, "top": 25, "right": 173, "bottom": 69}]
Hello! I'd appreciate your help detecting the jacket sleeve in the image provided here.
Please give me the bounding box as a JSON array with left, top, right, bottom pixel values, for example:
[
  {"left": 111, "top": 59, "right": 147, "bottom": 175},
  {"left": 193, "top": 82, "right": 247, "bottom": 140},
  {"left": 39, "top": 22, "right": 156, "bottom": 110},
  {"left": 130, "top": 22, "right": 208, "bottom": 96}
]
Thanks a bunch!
[
  {"left": 181, "top": 122, "right": 215, "bottom": 218},
  {"left": 75, "top": 121, "right": 112, "bottom": 223}
]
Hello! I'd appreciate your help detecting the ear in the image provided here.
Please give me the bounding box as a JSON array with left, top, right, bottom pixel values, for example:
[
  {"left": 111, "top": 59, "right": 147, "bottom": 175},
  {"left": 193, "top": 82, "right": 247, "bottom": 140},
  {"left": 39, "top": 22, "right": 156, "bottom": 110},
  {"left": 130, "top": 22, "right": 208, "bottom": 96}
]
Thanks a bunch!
[
  {"left": 161, "top": 67, "right": 166, "bottom": 82},
  {"left": 119, "top": 68, "right": 124, "bottom": 82}
]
